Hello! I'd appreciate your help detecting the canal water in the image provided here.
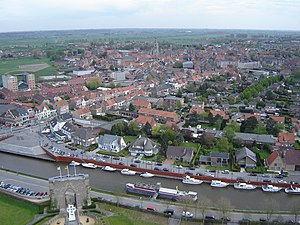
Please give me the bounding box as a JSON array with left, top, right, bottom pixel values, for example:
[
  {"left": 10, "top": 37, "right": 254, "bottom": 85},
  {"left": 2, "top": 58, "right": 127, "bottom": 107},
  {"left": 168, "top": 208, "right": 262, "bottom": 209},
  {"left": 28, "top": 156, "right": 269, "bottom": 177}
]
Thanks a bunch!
[{"left": 0, "top": 152, "right": 298, "bottom": 211}]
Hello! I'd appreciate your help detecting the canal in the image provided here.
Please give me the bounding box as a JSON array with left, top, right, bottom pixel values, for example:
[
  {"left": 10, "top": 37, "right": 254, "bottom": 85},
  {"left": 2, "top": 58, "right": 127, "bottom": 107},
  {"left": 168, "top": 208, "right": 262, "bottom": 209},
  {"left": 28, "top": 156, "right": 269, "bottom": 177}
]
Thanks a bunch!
[{"left": 0, "top": 152, "right": 298, "bottom": 211}]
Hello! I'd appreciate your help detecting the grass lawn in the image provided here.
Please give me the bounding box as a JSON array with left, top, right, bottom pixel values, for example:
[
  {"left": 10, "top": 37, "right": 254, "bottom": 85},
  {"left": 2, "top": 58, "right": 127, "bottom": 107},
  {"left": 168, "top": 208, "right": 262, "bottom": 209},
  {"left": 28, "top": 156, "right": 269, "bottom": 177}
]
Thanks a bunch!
[
  {"left": 99, "top": 203, "right": 168, "bottom": 225},
  {"left": 0, "top": 193, "right": 43, "bottom": 225},
  {"left": 180, "top": 142, "right": 199, "bottom": 150},
  {"left": 142, "top": 152, "right": 165, "bottom": 162},
  {"left": 258, "top": 150, "right": 270, "bottom": 159},
  {"left": 124, "top": 136, "right": 137, "bottom": 144},
  {"left": 97, "top": 149, "right": 130, "bottom": 157}
]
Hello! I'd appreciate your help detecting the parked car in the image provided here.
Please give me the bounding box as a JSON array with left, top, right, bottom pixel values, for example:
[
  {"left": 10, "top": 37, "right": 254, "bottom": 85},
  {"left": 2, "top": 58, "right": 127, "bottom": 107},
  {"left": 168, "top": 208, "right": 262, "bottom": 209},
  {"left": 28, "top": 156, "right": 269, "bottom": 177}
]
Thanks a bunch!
[
  {"left": 176, "top": 165, "right": 183, "bottom": 169},
  {"left": 130, "top": 163, "right": 137, "bottom": 167},
  {"left": 221, "top": 170, "right": 229, "bottom": 174},
  {"left": 146, "top": 206, "right": 156, "bottom": 211},
  {"left": 205, "top": 215, "right": 216, "bottom": 220},
  {"left": 154, "top": 167, "right": 161, "bottom": 171},
  {"left": 275, "top": 174, "right": 284, "bottom": 179},
  {"left": 263, "top": 179, "right": 271, "bottom": 183},
  {"left": 163, "top": 209, "right": 174, "bottom": 216},
  {"left": 163, "top": 168, "right": 169, "bottom": 172},
  {"left": 182, "top": 211, "right": 193, "bottom": 218},
  {"left": 185, "top": 171, "right": 193, "bottom": 175}
]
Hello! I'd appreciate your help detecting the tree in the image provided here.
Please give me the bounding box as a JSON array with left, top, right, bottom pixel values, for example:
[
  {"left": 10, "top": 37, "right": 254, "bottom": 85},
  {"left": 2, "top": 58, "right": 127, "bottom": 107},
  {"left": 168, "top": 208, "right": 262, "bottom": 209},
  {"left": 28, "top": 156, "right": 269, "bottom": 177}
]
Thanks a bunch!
[
  {"left": 216, "top": 137, "right": 231, "bottom": 153},
  {"left": 86, "top": 77, "right": 102, "bottom": 90},
  {"left": 109, "top": 65, "right": 115, "bottom": 71},
  {"left": 197, "top": 197, "right": 212, "bottom": 225},
  {"left": 111, "top": 123, "right": 126, "bottom": 136},
  {"left": 217, "top": 197, "right": 232, "bottom": 225},
  {"left": 128, "top": 103, "right": 136, "bottom": 112},
  {"left": 128, "top": 122, "right": 140, "bottom": 136},
  {"left": 200, "top": 133, "right": 215, "bottom": 148},
  {"left": 224, "top": 126, "right": 235, "bottom": 143},
  {"left": 142, "top": 122, "right": 152, "bottom": 136},
  {"left": 240, "top": 116, "right": 258, "bottom": 133}
]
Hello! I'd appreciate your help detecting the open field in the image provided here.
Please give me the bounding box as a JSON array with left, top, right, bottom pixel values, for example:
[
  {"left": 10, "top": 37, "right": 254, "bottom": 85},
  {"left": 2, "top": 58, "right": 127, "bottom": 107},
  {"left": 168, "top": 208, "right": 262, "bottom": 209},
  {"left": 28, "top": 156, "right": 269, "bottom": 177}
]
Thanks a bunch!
[
  {"left": 0, "top": 193, "right": 43, "bottom": 225},
  {"left": 0, "top": 56, "right": 56, "bottom": 84},
  {"left": 18, "top": 63, "right": 49, "bottom": 72},
  {"left": 99, "top": 202, "right": 168, "bottom": 225}
]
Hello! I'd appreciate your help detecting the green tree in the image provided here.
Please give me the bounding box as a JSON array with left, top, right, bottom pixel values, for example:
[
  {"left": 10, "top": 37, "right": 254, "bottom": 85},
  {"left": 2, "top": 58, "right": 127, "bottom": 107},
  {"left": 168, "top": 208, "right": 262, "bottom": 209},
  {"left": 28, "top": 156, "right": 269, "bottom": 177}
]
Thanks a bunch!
[
  {"left": 127, "top": 122, "right": 140, "bottom": 136},
  {"left": 111, "top": 123, "right": 126, "bottom": 136},
  {"left": 224, "top": 126, "right": 235, "bottom": 143},
  {"left": 128, "top": 103, "right": 136, "bottom": 112},
  {"left": 216, "top": 137, "right": 231, "bottom": 152},
  {"left": 240, "top": 116, "right": 258, "bottom": 133},
  {"left": 142, "top": 122, "right": 152, "bottom": 136},
  {"left": 86, "top": 77, "right": 102, "bottom": 90}
]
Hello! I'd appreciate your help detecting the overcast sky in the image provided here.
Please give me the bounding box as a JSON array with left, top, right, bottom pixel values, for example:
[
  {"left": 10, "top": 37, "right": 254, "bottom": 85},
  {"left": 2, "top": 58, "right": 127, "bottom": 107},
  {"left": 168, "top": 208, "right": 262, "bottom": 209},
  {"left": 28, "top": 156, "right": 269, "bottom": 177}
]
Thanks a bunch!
[{"left": 0, "top": 0, "right": 299, "bottom": 32}]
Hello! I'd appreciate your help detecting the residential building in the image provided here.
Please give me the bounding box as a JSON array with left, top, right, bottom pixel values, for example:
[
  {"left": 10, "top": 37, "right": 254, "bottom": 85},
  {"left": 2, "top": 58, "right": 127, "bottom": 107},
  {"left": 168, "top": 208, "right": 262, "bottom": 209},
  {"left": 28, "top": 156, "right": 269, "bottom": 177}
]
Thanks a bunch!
[
  {"left": 72, "top": 127, "right": 98, "bottom": 147},
  {"left": 234, "top": 132, "right": 277, "bottom": 146},
  {"left": 54, "top": 100, "right": 69, "bottom": 115},
  {"left": 138, "top": 108, "right": 179, "bottom": 123},
  {"left": 98, "top": 134, "right": 126, "bottom": 153},
  {"left": 266, "top": 150, "right": 300, "bottom": 172},
  {"left": 129, "top": 137, "right": 159, "bottom": 156},
  {"left": 134, "top": 115, "right": 157, "bottom": 128},
  {"left": 73, "top": 108, "right": 92, "bottom": 120},
  {"left": 166, "top": 146, "right": 194, "bottom": 162},
  {"left": 2, "top": 74, "right": 18, "bottom": 92},
  {"left": 34, "top": 104, "right": 57, "bottom": 120},
  {"left": 277, "top": 132, "right": 295, "bottom": 148},
  {"left": 132, "top": 100, "right": 151, "bottom": 110},
  {"left": 60, "top": 122, "right": 76, "bottom": 141},
  {"left": 0, "top": 106, "right": 29, "bottom": 126},
  {"left": 236, "top": 147, "right": 257, "bottom": 168},
  {"left": 199, "top": 152, "right": 229, "bottom": 166},
  {"left": 163, "top": 96, "right": 184, "bottom": 110}
]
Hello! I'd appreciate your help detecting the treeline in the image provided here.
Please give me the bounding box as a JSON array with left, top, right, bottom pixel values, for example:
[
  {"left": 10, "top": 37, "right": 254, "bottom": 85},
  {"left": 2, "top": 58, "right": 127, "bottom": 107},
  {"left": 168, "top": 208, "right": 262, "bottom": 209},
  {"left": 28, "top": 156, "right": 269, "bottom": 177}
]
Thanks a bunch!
[{"left": 239, "top": 76, "right": 279, "bottom": 100}]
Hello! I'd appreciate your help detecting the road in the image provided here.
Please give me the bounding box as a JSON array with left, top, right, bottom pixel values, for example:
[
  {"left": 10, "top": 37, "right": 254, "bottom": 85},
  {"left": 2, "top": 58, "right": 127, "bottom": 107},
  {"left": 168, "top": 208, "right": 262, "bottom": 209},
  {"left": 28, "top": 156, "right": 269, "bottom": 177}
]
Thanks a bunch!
[{"left": 0, "top": 170, "right": 298, "bottom": 224}]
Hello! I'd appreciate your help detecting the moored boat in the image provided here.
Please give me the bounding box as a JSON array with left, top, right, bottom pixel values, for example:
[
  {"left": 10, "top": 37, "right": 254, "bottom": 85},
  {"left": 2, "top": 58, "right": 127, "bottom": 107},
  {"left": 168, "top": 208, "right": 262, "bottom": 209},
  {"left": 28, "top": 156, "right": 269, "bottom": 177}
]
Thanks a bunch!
[
  {"left": 102, "top": 166, "right": 117, "bottom": 172},
  {"left": 81, "top": 163, "right": 97, "bottom": 169},
  {"left": 234, "top": 182, "right": 256, "bottom": 190},
  {"left": 210, "top": 180, "right": 229, "bottom": 188},
  {"left": 121, "top": 169, "right": 136, "bottom": 176},
  {"left": 182, "top": 176, "right": 203, "bottom": 185},
  {"left": 262, "top": 184, "right": 282, "bottom": 193},
  {"left": 140, "top": 172, "right": 155, "bottom": 178},
  {"left": 285, "top": 186, "right": 300, "bottom": 194},
  {"left": 69, "top": 161, "right": 81, "bottom": 167}
]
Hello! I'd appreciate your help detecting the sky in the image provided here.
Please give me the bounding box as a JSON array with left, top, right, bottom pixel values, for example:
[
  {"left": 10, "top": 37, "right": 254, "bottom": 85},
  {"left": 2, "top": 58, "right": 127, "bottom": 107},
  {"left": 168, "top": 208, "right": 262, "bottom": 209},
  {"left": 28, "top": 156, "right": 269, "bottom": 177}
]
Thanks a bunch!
[{"left": 0, "top": 0, "right": 299, "bottom": 32}]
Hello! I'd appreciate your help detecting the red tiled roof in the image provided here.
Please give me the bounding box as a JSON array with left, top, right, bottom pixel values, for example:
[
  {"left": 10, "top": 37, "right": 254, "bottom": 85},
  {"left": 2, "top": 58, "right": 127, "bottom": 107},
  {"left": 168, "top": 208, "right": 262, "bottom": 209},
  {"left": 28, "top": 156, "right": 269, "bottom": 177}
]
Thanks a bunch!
[
  {"left": 266, "top": 151, "right": 280, "bottom": 166},
  {"left": 138, "top": 108, "right": 178, "bottom": 119},
  {"left": 74, "top": 107, "right": 90, "bottom": 115},
  {"left": 189, "top": 107, "right": 205, "bottom": 115},
  {"left": 132, "top": 100, "right": 151, "bottom": 108},
  {"left": 270, "top": 116, "right": 285, "bottom": 123},
  {"left": 278, "top": 132, "right": 295, "bottom": 143},
  {"left": 134, "top": 115, "right": 157, "bottom": 127}
]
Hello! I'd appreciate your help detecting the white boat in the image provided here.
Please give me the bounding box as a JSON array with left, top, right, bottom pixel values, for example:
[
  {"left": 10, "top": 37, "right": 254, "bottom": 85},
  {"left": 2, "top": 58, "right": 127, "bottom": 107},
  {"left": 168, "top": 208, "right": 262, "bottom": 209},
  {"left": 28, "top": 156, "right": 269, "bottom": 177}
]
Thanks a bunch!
[
  {"left": 140, "top": 172, "right": 155, "bottom": 178},
  {"left": 121, "top": 169, "right": 136, "bottom": 176},
  {"left": 182, "top": 176, "right": 203, "bottom": 185},
  {"left": 102, "top": 166, "right": 117, "bottom": 172},
  {"left": 81, "top": 163, "right": 97, "bottom": 169},
  {"left": 285, "top": 186, "right": 300, "bottom": 194},
  {"left": 234, "top": 182, "right": 256, "bottom": 190},
  {"left": 69, "top": 161, "right": 81, "bottom": 166},
  {"left": 262, "top": 184, "right": 282, "bottom": 193},
  {"left": 210, "top": 180, "right": 229, "bottom": 188}
]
